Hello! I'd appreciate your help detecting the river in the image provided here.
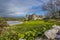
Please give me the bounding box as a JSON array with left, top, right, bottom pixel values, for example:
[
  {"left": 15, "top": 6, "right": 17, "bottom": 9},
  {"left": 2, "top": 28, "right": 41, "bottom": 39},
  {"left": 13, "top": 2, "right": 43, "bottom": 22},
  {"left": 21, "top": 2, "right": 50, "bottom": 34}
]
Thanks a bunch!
[{"left": 7, "top": 21, "right": 23, "bottom": 26}]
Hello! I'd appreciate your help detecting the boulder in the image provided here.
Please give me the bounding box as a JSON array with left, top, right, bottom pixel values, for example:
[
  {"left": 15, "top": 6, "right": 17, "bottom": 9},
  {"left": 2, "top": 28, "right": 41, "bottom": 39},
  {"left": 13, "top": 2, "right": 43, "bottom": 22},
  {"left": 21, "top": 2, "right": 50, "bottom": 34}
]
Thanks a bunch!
[
  {"left": 35, "top": 37, "right": 48, "bottom": 40},
  {"left": 56, "top": 35, "right": 60, "bottom": 40},
  {"left": 19, "top": 39, "right": 26, "bottom": 40},
  {"left": 35, "top": 37, "right": 42, "bottom": 40},
  {"left": 44, "top": 29, "right": 58, "bottom": 40},
  {"left": 52, "top": 25, "right": 60, "bottom": 30},
  {"left": 44, "top": 25, "right": 60, "bottom": 40}
]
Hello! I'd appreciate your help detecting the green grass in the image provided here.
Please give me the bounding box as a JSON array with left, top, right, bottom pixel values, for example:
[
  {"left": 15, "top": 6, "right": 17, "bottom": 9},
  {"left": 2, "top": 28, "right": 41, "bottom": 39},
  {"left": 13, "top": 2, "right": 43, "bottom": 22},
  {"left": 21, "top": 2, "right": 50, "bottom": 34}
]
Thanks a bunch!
[{"left": 0, "top": 20, "right": 60, "bottom": 40}]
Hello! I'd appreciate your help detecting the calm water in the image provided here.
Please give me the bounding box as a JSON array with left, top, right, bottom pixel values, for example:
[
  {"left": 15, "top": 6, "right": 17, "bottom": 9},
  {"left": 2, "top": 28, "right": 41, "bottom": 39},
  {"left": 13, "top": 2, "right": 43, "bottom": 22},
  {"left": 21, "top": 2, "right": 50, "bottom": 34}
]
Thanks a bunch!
[{"left": 7, "top": 21, "right": 23, "bottom": 26}]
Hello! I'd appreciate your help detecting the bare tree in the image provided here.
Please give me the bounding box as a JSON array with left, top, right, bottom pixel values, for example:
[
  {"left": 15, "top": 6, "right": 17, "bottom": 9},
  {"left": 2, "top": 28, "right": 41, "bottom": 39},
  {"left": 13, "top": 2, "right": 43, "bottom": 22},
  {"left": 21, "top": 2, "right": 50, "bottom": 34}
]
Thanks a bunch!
[{"left": 42, "top": 0, "right": 60, "bottom": 18}]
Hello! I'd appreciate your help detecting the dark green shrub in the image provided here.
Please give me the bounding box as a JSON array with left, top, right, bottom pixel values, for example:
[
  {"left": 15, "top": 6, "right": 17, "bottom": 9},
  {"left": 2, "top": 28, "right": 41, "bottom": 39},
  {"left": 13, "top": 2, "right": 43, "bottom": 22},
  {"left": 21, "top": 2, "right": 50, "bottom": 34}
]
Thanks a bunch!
[
  {"left": 0, "top": 17, "right": 8, "bottom": 27},
  {"left": 0, "top": 17, "right": 8, "bottom": 34}
]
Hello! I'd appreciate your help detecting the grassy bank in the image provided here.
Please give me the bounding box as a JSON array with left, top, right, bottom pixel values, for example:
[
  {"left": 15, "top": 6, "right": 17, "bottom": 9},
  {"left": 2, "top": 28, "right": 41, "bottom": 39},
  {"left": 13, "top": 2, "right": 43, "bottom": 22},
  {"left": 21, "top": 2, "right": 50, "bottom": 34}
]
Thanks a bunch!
[{"left": 0, "top": 20, "right": 60, "bottom": 40}]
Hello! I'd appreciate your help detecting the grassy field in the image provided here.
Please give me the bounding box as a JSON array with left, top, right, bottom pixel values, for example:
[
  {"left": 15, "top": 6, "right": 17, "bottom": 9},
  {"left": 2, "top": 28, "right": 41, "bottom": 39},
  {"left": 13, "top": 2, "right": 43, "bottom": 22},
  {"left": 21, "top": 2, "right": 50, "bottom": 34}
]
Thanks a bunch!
[{"left": 0, "top": 20, "right": 60, "bottom": 40}]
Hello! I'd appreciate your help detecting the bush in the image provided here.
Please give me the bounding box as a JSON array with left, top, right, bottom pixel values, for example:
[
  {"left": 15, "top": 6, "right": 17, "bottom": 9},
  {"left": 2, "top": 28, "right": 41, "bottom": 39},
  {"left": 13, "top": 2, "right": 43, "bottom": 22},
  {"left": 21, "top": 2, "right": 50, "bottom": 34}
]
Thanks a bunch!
[
  {"left": 0, "top": 17, "right": 8, "bottom": 34},
  {"left": 0, "top": 20, "right": 58, "bottom": 40},
  {"left": 0, "top": 17, "right": 8, "bottom": 27}
]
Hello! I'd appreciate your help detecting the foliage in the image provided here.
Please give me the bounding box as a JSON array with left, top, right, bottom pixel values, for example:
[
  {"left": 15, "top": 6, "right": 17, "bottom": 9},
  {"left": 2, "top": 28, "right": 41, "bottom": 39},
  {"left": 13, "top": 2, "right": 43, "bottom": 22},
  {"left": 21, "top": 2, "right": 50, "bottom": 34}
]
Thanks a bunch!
[
  {"left": 0, "top": 17, "right": 8, "bottom": 27},
  {"left": 5, "top": 17, "right": 25, "bottom": 21},
  {"left": 0, "top": 20, "right": 60, "bottom": 40},
  {"left": 42, "top": 0, "right": 60, "bottom": 19}
]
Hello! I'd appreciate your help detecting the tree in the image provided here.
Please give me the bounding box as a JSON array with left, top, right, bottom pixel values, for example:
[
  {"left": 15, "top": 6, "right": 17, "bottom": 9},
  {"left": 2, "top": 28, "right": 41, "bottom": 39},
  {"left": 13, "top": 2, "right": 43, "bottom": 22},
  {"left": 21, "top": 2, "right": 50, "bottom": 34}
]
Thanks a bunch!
[{"left": 42, "top": 0, "right": 60, "bottom": 18}]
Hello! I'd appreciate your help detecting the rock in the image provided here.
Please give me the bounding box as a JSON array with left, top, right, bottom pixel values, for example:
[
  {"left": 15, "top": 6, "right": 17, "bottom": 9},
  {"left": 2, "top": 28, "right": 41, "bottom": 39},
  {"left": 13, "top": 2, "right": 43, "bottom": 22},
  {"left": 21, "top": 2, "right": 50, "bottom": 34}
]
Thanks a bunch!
[
  {"left": 44, "top": 25, "right": 60, "bottom": 40},
  {"left": 55, "top": 35, "right": 60, "bottom": 40},
  {"left": 19, "top": 39, "right": 26, "bottom": 40},
  {"left": 35, "top": 37, "right": 48, "bottom": 40},
  {"left": 52, "top": 25, "right": 60, "bottom": 30},
  {"left": 56, "top": 35, "right": 60, "bottom": 38},
  {"left": 35, "top": 37, "right": 42, "bottom": 40},
  {"left": 44, "top": 29, "right": 57, "bottom": 40},
  {"left": 56, "top": 32, "right": 60, "bottom": 40}
]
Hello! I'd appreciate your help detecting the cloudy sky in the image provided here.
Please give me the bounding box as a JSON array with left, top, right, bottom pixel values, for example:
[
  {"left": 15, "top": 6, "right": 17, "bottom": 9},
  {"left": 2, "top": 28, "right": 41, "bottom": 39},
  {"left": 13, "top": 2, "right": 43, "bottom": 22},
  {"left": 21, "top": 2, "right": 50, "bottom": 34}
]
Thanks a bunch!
[{"left": 0, "top": 0, "right": 49, "bottom": 17}]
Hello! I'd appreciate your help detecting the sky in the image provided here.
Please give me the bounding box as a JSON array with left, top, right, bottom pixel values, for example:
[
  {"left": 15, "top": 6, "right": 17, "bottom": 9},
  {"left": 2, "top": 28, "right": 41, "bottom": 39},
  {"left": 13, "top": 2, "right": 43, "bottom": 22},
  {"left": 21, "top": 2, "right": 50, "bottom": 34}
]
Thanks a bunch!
[{"left": 0, "top": 0, "right": 49, "bottom": 17}]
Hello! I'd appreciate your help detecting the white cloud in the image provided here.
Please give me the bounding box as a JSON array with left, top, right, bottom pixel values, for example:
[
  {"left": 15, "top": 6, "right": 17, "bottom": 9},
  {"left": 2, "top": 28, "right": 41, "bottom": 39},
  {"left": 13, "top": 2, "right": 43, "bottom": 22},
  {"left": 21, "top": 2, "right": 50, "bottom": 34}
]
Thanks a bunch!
[
  {"left": 6, "top": 0, "right": 43, "bottom": 17},
  {"left": 0, "top": 0, "right": 48, "bottom": 17}
]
